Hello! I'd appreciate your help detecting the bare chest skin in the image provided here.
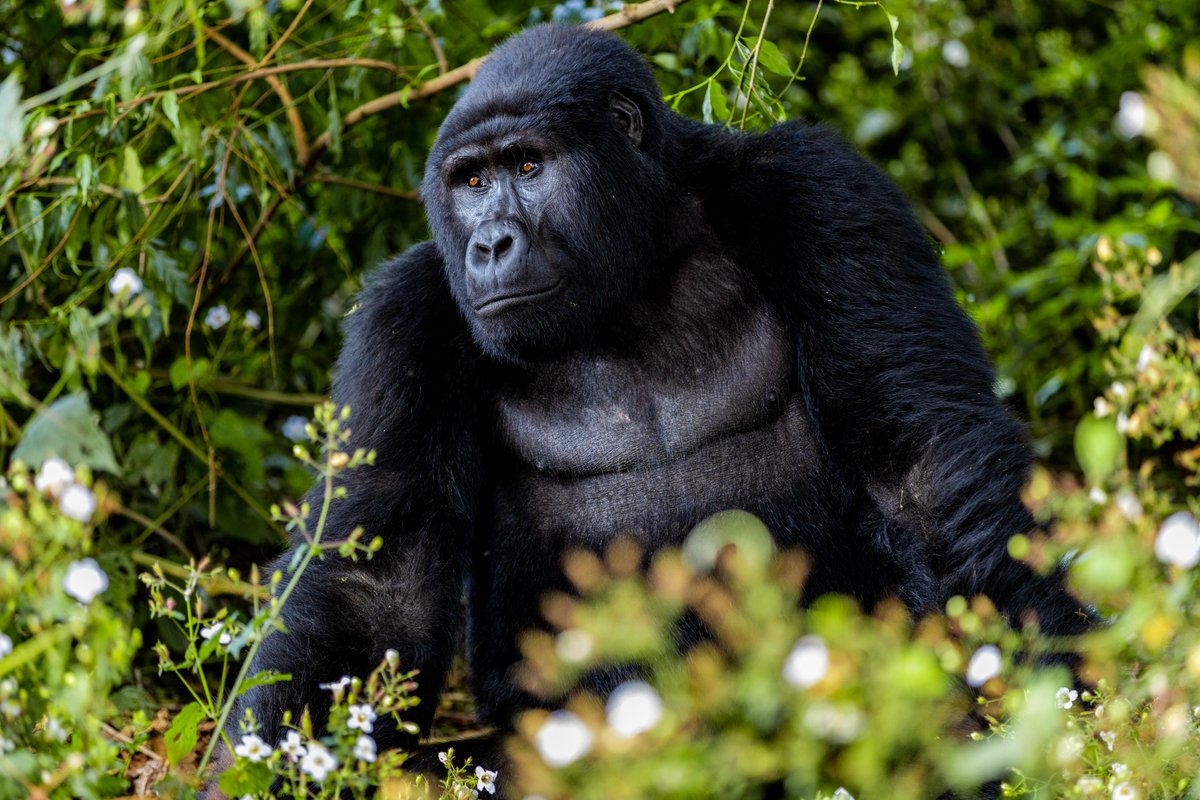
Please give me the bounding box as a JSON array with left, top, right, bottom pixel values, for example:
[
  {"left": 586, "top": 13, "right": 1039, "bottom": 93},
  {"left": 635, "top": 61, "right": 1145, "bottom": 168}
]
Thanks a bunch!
[{"left": 490, "top": 251, "right": 823, "bottom": 542}]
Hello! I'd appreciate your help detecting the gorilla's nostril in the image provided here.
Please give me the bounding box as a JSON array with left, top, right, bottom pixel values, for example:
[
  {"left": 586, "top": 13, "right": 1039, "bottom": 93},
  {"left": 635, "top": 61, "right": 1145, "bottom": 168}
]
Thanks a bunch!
[{"left": 493, "top": 235, "right": 514, "bottom": 259}]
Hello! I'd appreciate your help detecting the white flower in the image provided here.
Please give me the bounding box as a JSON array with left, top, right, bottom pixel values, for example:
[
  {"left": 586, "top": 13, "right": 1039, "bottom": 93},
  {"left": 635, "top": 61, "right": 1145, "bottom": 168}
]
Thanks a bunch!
[
  {"left": 1110, "top": 382, "right": 1128, "bottom": 399},
  {"left": 1114, "top": 92, "right": 1146, "bottom": 139},
  {"left": 353, "top": 734, "right": 377, "bottom": 763},
  {"left": 282, "top": 415, "right": 310, "bottom": 443},
  {"left": 1114, "top": 490, "right": 1143, "bottom": 522},
  {"left": 108, "top": 268, "right": 143, "bottom": 298},
  {"left": 0, "top": 634, "right": 11, "bottom": 659},
  {"left": 965, "top": 644, "right": 1002, "bottom": 687},
  {"left": 385, "top": 648, "right": 400, "bottom": 668},
  {"left": 1089, "top": 486, "right": 1108, "bottom": 505},
  {"left": 942, "top": 39, "right": 970, "bottom": 68},
  {"left": 319, "top": 675, "right": 352, "bottom": 699},
  {"left": 1136, "top": 344, "right": 1154, "bottom": 373},
  {"left": 204, "top": 305, "right": 230, "bottom": 330},
  {"left": 60, "top": 483, "right": 97, "bottom": 522},
  {"left": 832, "top": 790, "right": 856, "bottom": 800},
  {"left": 475, "top": 765, "right": 497, "bottom": 794},
  {"left": 234, "top": 733, "right": 270, "bottom": 762},
  {"left": 200, "top": 622, "right": 233, "bottom": 647},
  {"left": 605, "top": 681, "right": 662, "bottom": 738},
  {"left": 1054, "top": 735, "right": 1084, "bottom": 764},
  {"left": 1076, "top": 776, "right": 1104, "bottom": 795},
  {"left": 1115, "top": 412, "right": 1131, "bottom": 435},
  {"left": 1093, "top": 397, "right": 1113, "bottom": 418},
  {"left": 301, "top": 743, "right": 337, "bottom": 781},
  {"left": 63, "top": 558, "right": 108, "bottom": 603},
  {"left": 0, "top": 699, "right": 19, "bottom": 719},
  {"left": 1112, "top": 782, "right": 1137, "bottom": 800},
  {"left": 243, "top": 310, "right": 261, "bottom": 330},
  {"left": 783, "top": 635, "right": 829, "bottom": 689},
  {"left": 1154, "top": 512, "right": 1200, "bottom": 569},
  {"left": 34, "top": 117, "right": 59, "bottom": 138},
  {"left": 44, "top": 717, "right": 67, "bottom": 742},
  {"left": 0, "top": 736, "right": 13, "bottom": 753},
  {"left": 1111, "top": 762, "right": 1130, "bottom": 779},
  {"left": 1056, "top": 687, "right": 1079, "bottom": 710},
  {"left": 347, "top": 703, "right": 376, "bottom": 733},
  {"left": 534, "top": 710, "right": 593, "bottom": 767},
  {"left": 35, "top": 458, "right": 73, "bottom": 496},
  {"left": 437, "top": 750, "right": 449, "bottom": 765},
  {"left": 1100, "top": 730, "right": 1116, "bottom": 751},
  {"left": 278, "top": 730, "right": 306, "bottom": 760}
]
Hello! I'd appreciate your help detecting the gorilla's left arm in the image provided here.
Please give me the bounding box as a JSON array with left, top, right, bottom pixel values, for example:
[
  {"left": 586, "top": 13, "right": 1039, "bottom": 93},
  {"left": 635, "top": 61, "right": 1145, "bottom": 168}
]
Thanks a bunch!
[{"left": 710, "top": 122, "right": 1090, "bottom": 635}]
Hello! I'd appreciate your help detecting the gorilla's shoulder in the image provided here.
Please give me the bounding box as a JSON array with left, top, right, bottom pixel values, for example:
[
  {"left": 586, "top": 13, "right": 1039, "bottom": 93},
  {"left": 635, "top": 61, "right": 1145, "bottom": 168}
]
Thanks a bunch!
[{"left": 340, "top": 240, "right": 470, "bottom": 364}]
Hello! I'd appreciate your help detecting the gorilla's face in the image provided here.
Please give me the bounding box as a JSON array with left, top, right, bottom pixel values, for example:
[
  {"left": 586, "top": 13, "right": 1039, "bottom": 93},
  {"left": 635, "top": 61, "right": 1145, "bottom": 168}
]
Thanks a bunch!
[
  {"left": 430, "top": 92, "right": 660, "bottom": 362},
  {"left": 423, "top": 25, "right": 674, "bottom": 363}
]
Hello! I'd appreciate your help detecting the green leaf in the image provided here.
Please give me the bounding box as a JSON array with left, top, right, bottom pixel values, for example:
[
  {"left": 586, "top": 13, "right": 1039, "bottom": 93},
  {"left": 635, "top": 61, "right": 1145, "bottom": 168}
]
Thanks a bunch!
[
  {"left": 236, "top": 669, "right": 292, "bottom": 696},
  {"left": 169, "top": 356, "right": 210, "bottom": 390},
  {"left": 13, "top": 392, "right": 121, "bottom": 475},
  {"left": 121, "top": 145, "right": 145, "bottom": 194},
  {"left": 702, "top": 81, "right": 728, "bottom": 125},
  {"left": 161, "top": 90, "right": 180, "bottom": 130},
  {"left": 164, "top": 701, "right": 205, "bottom": 767},
  {"left": 755, "top": 40, "right": 791, "bottom": 77},
  {"left": 0, "top": 73, "right": 24, "bottom": 165},
  {"left": 886, "top": 12, "right": 905, "bottom": 75},
  {"left": 1074, "top": 413, "right": 1123, "bottom": 485},
  {"left": 218, "top": 759, "right": 273, "bottom": 796}
]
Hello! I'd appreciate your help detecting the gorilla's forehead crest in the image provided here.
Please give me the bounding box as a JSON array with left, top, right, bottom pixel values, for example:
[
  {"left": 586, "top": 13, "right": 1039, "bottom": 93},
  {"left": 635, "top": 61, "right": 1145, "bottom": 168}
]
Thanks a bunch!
[{"left": 435, "top": 24, "right": 660, "bottom": 145}]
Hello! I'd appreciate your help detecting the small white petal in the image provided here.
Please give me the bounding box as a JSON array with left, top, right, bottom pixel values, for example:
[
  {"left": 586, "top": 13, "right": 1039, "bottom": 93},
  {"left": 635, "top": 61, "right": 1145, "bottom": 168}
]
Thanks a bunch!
[
  {"left": 63, "top": 558, "right": 108, "bottom": 603},
  {"left": 0, "top": 634, "right": 11, "bottom": 658},
  {"left": 59, "top": 483, "right": 97, "bottom": 522},
  {"left": 1154, "top": 511, "right": 1200, "bottom": 568},
  {"left": 108, "top": 267, "right": 143, "bottom": 298},
  {"left": 204, "top": 305, "right": 230, "bottom": 330},
  {"left": 1136, "top": 344, "right": 1154, "bottom": 373},
  {"left": 534, "top": 710, "right": 593, "bottom": 767},
  {"left": 1114, "top": 92, "right": 1147, "bottom": 139},
  {"left": 282, "top": 416, "right": 309, "bottom": 443},
  {"left": 965, "top": 644, "right": 1002, "bottom": 687},
  {"left": 243, "top": 310, "right": 262, "bottom": 330},
  {"left": 605, "top": 681, "right": 662, "bottom": 738},
  {"left": 1114, "top": 490, "right": 1143, "bottom": 522},
  {"left": 783, "top": 635, "right": 829, "bottom": 688},
  {"left": 35, "top": 458, "right": 74, "bottom": 496}
]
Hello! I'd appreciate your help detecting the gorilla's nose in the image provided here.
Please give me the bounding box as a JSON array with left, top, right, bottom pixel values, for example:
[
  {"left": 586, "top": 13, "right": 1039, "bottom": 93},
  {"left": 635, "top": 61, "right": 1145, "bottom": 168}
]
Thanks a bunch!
[{"left": 467, "top": 219, "right": 528, "bottom": 284}]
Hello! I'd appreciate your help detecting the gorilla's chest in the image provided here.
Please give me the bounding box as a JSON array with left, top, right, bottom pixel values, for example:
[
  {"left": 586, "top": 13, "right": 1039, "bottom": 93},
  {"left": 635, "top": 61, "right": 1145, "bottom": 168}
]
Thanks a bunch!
[{"left": 490, "top": 290, "right": 823, "bottom": 541}]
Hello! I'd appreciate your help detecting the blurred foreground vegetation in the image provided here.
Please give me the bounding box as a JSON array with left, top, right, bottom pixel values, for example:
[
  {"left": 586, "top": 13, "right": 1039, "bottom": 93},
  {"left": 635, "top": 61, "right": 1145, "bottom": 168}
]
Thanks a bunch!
[{"left": 1, "top": 0, "right": 1199, "bottom": 797}]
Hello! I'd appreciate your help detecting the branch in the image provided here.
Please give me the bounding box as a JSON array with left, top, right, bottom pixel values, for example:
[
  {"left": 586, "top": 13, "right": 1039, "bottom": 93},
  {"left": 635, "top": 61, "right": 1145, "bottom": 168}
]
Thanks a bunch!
[
  {"left": 208, "top": 28, "right": 310, "bottom": 164},
  {"left": 302, "top": 0, "right": 688, "bottom": 169}
]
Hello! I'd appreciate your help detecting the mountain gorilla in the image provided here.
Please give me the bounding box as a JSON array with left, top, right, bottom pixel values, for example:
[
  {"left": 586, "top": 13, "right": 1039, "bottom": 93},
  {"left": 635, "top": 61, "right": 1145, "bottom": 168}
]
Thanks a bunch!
[{"left": 225, "top": 22, "right": 1090, "bottom": 791}]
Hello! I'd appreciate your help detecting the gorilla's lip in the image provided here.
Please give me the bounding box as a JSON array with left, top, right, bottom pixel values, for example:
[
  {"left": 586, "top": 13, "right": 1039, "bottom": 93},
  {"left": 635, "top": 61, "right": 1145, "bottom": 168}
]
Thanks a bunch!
[{"left": 473, "top": 280, "right": 563, "bottom": 317}]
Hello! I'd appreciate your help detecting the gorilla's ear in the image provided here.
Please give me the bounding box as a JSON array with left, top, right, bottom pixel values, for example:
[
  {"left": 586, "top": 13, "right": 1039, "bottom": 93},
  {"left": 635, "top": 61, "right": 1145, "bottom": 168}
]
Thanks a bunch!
[{"left": 610, "top": 91, "right": 643, "bottom": 148}]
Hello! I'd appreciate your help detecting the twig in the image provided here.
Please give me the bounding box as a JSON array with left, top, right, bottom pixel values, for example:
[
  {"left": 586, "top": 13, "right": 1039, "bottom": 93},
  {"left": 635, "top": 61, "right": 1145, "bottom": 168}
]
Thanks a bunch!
[
  {"left": 209, "top": 28, "right": 310, "bottom": 164},
  {"left": 309, "top": 173, "right": 421, "bottom": 200},
  {"left": 409, "top": 3, "right": 449, "bottom": 75}
]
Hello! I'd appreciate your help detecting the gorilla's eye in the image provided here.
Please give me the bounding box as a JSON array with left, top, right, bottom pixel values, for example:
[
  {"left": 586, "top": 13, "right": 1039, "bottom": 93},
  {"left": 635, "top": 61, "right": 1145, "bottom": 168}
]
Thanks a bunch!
[
  {"left": 467, "top": 174, "right": 483, "bottom": 189},
  {"left": 518, "top": 160, "right": 539, "bottom": 176}
]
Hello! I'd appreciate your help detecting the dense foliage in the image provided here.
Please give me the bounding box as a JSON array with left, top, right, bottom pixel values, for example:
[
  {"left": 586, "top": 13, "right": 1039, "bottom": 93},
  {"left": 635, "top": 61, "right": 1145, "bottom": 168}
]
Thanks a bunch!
[{"left": 1, "top": 0, "right": 1198, "bottom": 797}]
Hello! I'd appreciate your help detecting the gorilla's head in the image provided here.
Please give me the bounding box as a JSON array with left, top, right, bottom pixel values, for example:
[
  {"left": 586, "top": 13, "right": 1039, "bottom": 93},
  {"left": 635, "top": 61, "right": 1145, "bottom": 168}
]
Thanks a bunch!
[{"left": 424, "top": 25, "right": 673, "bottom": 362}]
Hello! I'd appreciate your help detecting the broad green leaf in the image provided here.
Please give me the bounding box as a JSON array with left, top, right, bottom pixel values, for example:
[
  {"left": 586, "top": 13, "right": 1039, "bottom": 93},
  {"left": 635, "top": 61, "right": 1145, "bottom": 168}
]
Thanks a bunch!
[
  {"left": 169, "top": 356, "right": 210, "bottom": 390},
  {"left": 755, "top": 40, "right": 791, "bottom": 77},
  {"left": 121, "top": 145, "right": 145, "bottom": 194},
  {"left": 164, "top": 701, "right": 205, "bottom": 767},
  {"left": 703, "top": 81, "right": 728, "bottom": 125},
  {"left": 236, "top": 669, "right": 292, "bottom": 696},
  {"left": 12, "top": 392, "right": 121, "bottom": 475},
  {"left": 161, "top": 90, "right": 180, "bottom": 129}
]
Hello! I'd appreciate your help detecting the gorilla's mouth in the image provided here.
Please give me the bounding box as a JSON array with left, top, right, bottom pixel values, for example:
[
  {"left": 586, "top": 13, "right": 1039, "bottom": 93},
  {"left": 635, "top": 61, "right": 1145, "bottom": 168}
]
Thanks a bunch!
[{"left": 473, "top": 280, "right": 563, "bottom": 317}]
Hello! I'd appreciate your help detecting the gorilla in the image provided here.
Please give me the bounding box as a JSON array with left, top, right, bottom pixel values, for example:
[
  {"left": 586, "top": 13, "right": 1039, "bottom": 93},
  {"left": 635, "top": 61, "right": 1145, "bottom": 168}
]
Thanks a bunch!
[{"left": 225, "top": 22, "right": 1090, "bottom": 791}]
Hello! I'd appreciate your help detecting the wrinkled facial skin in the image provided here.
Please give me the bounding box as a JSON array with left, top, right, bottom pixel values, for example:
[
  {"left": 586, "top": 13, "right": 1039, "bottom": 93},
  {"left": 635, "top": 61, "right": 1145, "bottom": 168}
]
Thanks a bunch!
[
  {"left": 427, "top": 87, "right": 668, "bottom": 364},
  {"left": 442, "top": 138, "right": 569, "bottom": 325}
]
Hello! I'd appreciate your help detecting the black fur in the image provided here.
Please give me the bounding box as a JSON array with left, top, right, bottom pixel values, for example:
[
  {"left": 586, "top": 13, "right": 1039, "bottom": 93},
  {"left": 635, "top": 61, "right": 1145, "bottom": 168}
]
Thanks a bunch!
[{"left": 227, "top": 24, "right": 1091, "bottom": 792}]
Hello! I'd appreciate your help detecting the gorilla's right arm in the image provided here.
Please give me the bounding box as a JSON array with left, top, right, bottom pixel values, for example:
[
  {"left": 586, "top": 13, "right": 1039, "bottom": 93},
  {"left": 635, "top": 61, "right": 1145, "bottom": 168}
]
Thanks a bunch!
[{"left": 231, "top": 241, "right": 485, "bottom": 750}]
